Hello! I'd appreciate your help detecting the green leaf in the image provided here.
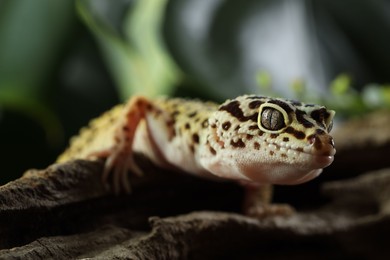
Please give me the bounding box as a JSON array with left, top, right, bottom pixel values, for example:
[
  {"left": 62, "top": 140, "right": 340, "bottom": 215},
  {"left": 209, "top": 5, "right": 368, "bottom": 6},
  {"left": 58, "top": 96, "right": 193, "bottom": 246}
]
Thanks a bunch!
[
  {"left": 76, "top": 0, "right": 182, "bottom": 100},
  {"left": 330, "top": 74, "right": 351, "bottom": 96},
  {"left": 256, "top": 70, "right": 272, "bottom": 92}
]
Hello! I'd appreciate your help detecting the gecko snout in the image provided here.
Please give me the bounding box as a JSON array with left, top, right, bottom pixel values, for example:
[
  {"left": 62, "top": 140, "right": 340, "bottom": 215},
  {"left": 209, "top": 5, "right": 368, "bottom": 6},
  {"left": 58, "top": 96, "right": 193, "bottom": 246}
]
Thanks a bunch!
[{"left": 308, "top": 133, "right": 336, "bottom": 157}]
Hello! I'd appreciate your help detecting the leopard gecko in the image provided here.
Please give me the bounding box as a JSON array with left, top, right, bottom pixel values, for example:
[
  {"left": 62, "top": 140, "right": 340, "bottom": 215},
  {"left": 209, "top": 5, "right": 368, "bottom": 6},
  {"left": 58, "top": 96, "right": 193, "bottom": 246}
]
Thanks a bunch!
[{"left": 57, "top": 95, "right": 336, "bottom": 216}]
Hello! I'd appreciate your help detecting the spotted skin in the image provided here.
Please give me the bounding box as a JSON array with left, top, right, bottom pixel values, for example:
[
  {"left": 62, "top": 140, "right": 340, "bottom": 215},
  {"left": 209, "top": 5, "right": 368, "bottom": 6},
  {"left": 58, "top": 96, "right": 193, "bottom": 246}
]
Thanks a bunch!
[{"left": 57, "top": 95, "right": 336, "bottom": 217}]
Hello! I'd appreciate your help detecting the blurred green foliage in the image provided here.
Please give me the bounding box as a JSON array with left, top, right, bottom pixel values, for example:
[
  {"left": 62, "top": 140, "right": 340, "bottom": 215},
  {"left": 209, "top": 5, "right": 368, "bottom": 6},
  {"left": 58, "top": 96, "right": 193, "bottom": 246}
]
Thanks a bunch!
[
  {"left": 76, "top": 0, "right": 181, "bottom": 99},
  {"left": 0, "top": 0, "right": 389, "bottom": 183}
]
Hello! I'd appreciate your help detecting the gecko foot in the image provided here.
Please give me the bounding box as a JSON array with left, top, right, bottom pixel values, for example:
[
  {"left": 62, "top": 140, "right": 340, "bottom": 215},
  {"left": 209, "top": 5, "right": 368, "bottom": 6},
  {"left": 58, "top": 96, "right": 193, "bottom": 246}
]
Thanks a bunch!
[
  {"left": 103, "top": 149, "right": 143, "bottom": 194},
  {"left": 245, "top": 203, "right": 295, "bottom": 219},
  {"left": 90, "top": 148, "right": 142, "bottom": 194}
]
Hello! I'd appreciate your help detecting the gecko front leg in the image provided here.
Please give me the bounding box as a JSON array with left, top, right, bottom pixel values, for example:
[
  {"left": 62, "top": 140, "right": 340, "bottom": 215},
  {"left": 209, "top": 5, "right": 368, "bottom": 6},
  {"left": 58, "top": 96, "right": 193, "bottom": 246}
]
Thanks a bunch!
[
  {"left": 241, "top": 183, "right": 294, "bottom": 218},
  {"left": 91, "top": 96, "right": 162, "bottom": 194}
]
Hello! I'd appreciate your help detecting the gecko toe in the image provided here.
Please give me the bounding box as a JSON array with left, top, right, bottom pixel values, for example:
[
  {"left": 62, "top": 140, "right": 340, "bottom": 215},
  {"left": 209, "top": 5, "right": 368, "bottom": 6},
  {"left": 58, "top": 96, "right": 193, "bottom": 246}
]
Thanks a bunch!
[
  {"left": 130, "top": 159, "right": 143, "bottom": 177},
  {"left": 102, "top": 153, "right": 115, "bottom": 181},
  {"left": 122, "top": 161, "right": 132, "bottom": 193},
  {"left": 113, "top": 163, "right": 123, "bottom": 195}
]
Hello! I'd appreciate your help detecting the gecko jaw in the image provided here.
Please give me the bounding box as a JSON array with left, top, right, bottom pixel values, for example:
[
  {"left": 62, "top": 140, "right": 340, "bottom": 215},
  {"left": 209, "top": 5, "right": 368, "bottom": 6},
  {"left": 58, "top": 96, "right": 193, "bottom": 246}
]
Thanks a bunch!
[
  {"left": 265, "top": 137, "right": 336, "bottom": 156},
  {"left": 259, "top": 136, "right": 336, "bottom": 171}
]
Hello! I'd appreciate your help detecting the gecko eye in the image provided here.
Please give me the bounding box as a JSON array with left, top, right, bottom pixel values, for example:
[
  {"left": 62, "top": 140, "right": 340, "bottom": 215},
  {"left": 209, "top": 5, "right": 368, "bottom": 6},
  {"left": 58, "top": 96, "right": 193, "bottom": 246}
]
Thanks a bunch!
[
  {"left": 258, "top": 103, "right": 290, "bottom": 133},
  {"left": 260, "top": 108, "right": 285, "bottom": 131}
]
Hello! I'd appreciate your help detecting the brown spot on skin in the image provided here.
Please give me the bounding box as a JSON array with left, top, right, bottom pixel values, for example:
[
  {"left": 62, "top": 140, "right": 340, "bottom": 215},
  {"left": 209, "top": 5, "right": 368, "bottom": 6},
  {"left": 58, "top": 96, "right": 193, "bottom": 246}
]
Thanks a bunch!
[
  {"left": 165, "top": 120, "right": 176, "bottom": 140},
  {"left": 310, "top": 108, "right": 330, "bottom": 127},
  {"left": 171, "top": 110, "right": 180, "bottom": 118},
  {"left": 185, "top": 123, "right": 190, "bottom": 129},
  {"left": 247, "top": 95, "right": 265, "bottom": 100},
  {"left": 295, "top": 109, "right": 314, "bottom": 128},
  {"left": 230, "top": 139, "right": 246, "bottom": 148},
  {"left": 254, "top": 142, "right": 260, "bottom": 150},
  {"left": 249, "top": 125, "right": 258, "bottom": 130},
  {"left": 211, "top": 123, "right": 217, "bottom": 128},
  {"left": 146, "top": 104, "right": 153, "bottom": 111},
  {"left": 209, "top": 146, "right": 217, "bottom": 155},
  {"left": 270, "top": 133, "right": 279, "bottom": 139},
  {"left": 285, "top": 126, "right": 305, "bottom": 139},
  {"left": 269, "top": 151, "right": 275, "bottom": 156},
  {"left": 283, "top": 137, "right": 289, "bottom": 142},
  {"left": 219, "top": 100, "right": 258, "bottom": 122},
  {"left": 235, "top": 125, "right": 240, "bottom": 131},
  {"left": 291, "top": 100, "right": 302, "bottom": 106},
  {"left": 296, "top": 147, "right": 303, "bottom": 152},
  {"left": 258, "top": 130, "right": 264, "bottom": 136},
  {"left": 248, "top": 100, "right": 263, "bottom": 109},
  {"left": 202, "top": 119, "right": 209, "bottom": 128},
  {"left": 316, "top": 129, "right": 326, "bottom": 135},
  {"left": 222, "top": 122, "right": 231, "bottom": 130},
  {"left": 188, "top": 111, "right": 197, "bottom": 118},
  {"left": 268, "top": 100, "right": 293, "bottom": 114},
  {"left": 281, "top": 153, "right": 287, "bottom": 158},
  {"left": 192, "top": 133, "right": 200, "bottom": 144},
  {"left": 122, "top": 126, "right": 129, "bottom": 132},
  {"left": 166, "top": 120, "right": 175, "bottom": 127},
  {"left": 246, "top": 134, "right": 253, "bottom": 140},
  {"left": 189, "top": 145, "right": 195, "bottom": 153},
  {"left": 169, "top": 129, "right": 177, "bottom": 140}
]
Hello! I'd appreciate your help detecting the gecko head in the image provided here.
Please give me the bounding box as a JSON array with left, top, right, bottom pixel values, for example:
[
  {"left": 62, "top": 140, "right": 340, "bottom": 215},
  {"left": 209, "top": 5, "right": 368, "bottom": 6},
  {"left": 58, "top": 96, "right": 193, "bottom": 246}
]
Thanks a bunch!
[{"left": 203, "top": 95, "right": 336, "bottom": 185}]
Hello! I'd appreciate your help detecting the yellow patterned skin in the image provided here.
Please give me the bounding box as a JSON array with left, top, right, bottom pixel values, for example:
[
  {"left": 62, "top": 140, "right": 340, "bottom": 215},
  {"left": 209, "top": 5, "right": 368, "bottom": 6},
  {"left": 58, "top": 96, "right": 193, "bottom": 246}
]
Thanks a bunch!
[{"left": 58, "top": 95, "right": 336, "bottom": 216}]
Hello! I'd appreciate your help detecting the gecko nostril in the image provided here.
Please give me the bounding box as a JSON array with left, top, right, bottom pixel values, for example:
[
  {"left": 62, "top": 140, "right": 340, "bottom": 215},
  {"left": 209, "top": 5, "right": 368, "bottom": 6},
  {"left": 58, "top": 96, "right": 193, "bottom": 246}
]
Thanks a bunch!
[{"left": 308, "top": 135, "right": 316, "bottom": 145}]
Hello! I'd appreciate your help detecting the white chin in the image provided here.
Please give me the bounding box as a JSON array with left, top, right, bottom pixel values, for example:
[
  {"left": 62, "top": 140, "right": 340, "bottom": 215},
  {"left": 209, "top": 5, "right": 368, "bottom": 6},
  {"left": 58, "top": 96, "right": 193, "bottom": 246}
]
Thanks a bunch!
[
  {"left": 283, "top": 169, "right": 323, "bottom": 185},
  {"left": 311, "top": 155, "right": 334, "bottom": 169},
  {"left": 239, "top": 155, "right": 334, "bottom": 185}
]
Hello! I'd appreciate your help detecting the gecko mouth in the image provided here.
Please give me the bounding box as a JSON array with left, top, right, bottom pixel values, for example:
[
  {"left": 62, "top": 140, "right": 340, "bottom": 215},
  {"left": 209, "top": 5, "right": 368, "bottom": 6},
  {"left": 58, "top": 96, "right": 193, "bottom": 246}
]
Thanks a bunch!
[
  {"left": 264, "top": 137, "right": 336, "bottom": 155},
  {"left": 262, "top": 137, "right": 336, "bottom": 169},
  {"left": 264, "top": 133, "right": 336, "bottom": 156}
]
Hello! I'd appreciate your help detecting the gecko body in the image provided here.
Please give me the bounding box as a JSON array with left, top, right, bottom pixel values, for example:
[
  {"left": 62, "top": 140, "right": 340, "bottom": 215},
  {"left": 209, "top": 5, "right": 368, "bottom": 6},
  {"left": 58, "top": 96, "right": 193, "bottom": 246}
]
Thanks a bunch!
[{"left": 58, "top": 95, "right": 335, "bottom": 215}]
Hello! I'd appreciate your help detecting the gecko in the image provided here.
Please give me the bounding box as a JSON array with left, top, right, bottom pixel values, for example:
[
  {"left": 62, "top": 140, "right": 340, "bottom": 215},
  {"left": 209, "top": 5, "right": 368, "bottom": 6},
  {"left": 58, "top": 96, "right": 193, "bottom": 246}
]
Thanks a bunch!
[{"left": 57, "top": 95, "right": 336, "bottom": 217}]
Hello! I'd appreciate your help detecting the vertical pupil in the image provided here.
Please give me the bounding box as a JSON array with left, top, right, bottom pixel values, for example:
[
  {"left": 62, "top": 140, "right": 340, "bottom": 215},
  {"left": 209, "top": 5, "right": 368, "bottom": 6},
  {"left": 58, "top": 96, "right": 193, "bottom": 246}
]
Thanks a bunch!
[
  {"left": 270, "top": 110, "right": 279, "bottom": 129},
  {"left": 261, "top": 108, "right": 284, "bottom": 130}
]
